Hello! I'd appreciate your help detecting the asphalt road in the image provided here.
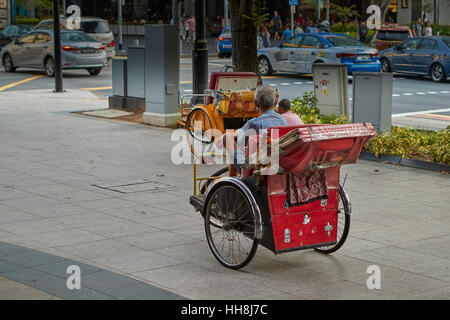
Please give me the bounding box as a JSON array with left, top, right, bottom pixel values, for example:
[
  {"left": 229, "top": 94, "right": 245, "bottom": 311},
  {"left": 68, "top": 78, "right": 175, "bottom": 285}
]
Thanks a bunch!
[{"left": 1, "top": 58, "right": 449, "bottom": 122}]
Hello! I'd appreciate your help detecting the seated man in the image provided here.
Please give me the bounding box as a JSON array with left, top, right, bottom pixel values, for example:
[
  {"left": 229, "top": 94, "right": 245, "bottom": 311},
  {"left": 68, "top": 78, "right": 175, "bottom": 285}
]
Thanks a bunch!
[
  {"left": 277, "top": 99, "right": 304, "bottom": 126},
  {"left": 216, "top": 86, "right": 287, "bottom": 176}
]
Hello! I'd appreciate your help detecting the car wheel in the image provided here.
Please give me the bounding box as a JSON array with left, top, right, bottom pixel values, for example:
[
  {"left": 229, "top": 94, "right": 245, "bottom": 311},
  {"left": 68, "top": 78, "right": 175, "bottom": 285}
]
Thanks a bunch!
[
  {"left": 381, "top": 58, "right": 391, "bottom": 73},
  {"left": 2, "top": 54, "right": 16, "bottom": 72},
  {"left": 226, "top": 53, "right": 232, "bottom": 59},
  {"left": 44, "top": 57, "right": 55, "bottom": 77},
  {"left": 87, "top": 68, "right": 102, "bottom": 76},
  {"left": 258, "top": 56, "right": 272, "bottom": 76},
  {"left": 430, "top": 63, "right": 446, "bottom": 82},
  {"left": 218, "top": 52, "right": 225, "bottom": 59}
]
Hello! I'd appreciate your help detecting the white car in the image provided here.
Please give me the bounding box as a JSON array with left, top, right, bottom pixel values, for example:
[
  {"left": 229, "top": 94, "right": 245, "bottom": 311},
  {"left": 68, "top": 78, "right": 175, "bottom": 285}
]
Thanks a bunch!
[{"left": 33, "top": 17, "right": 115, "bottom": 61}]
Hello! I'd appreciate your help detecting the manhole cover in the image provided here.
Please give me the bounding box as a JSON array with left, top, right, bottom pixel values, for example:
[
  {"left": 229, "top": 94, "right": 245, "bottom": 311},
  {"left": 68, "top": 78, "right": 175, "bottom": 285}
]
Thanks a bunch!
[{"left": 94, "top": 180, "right": 175, "bottom": 194}]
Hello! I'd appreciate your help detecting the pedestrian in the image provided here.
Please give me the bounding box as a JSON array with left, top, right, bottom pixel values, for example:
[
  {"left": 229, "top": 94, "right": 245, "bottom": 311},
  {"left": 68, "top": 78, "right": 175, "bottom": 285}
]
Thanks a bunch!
[
  {"left": 319, "top": 20, "right": 330, "bottom": 33},
  {"left": 271, "top": 10, "right": 282, "bottom": 40},
  {"left": 277, "top": 99, "right": 303, "bottom": 126},
  {"left": 184, "top": 15, "right": 195, "bottom": 45},
  {"left": 412, "top": 18, "right": 422, "bottom": 37},
  {"left": 296, "top": 13, "right": 304, "bottom": 27},
  {"left": 357, "top": 20, "right": 369, "bottom": 44},
  {"left": 261, "top": 23, "right": 271, "bottom": 47},
  {"left": 423, "top": 21, "right": 432, "bottom": 36},
  {"left": 281, "top": 25, "right": 293, "bottom": 41},
  {"left": 294, "top": 24, "right": 303, "bottom": 35}
]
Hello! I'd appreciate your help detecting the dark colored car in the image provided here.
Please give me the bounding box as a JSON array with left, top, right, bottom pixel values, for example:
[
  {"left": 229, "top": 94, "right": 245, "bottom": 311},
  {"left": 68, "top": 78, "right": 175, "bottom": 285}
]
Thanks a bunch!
[
  {"left": 380, "top": 36, "right": 450, "bottom": 82},
  {"left": 371, "top": 25, "right": 413, "bottom": 52},
  {"left": 0, "top": 25, "right": 33, "bottom": 50}
]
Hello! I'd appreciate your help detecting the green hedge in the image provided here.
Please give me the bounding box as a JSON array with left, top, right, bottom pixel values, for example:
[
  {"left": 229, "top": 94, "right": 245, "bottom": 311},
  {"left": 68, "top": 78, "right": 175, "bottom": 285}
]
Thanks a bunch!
[
  {"left": 291, "top": 92, "right": 450, "bottom": 165},
  {"left": 14, "top": 16, "right": 43, "bottom": 25}
]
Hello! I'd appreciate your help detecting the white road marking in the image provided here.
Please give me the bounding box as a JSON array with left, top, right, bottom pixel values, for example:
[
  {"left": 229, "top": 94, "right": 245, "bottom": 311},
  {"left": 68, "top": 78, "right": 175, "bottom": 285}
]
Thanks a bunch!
[
  {"left": 427, "top": 92, "right": 438, "bottom": 94},
  {"left": 392, "top": 94, "right": 401, "bottom": 97},
  {"left": 293, "top": 82, "right": 303, "bottom": 85},
  {"left": 416, "top": 92, "right": 426, "bottom": 95},
  {"left": 392, "top": 108, "right": 450, "bottom": 118},
  {"left": 307, "top": 81, "right": 314, "bottom": 84},
  {"left": 440, "top": 91, "right": 449, "bottom": 94},
  {"left": 281, "top": 83, "right": 290, "bottom": 85},
  {"left": 402, "top": 93, "right": 414, "bottom": 96},
  {"left": 269, "top": 83, "right": 277, "bottom": 87}
]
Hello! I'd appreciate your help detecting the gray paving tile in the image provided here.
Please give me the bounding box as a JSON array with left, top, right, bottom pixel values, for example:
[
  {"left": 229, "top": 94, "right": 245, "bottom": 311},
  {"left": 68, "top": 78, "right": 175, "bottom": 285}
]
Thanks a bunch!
[
  {"left": 0, "top": 242, "right": 31, "bottom": 257},
  {"left": 80, "top": 270, "right": 143, "bottom": 291},
  {"left": 33, "top": 260, "right": 103, "bottom": 279},
  {"left": 2, "top": 250, "right": 67, "bottom": 267},
  {"left": 0, "top": 258, "right": 28, "bottom": 273},
  {"left": 100, "top": 283, "right": 186, "bottom": 300}
]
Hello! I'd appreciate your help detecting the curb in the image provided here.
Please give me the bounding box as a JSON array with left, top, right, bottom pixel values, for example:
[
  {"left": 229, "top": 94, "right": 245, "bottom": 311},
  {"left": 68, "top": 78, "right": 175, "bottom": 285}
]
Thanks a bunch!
[{"left": 359, "top": 151, "right": 450, "bottom": 173}]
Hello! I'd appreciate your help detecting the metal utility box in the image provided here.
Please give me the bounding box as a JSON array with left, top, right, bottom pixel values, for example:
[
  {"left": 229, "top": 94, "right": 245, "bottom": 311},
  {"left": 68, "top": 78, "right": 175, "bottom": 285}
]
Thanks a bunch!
[
  {"left": 112, "top": 58, "right": 127, "bottom": 97},
  {"left": 126, "top": 46, "right": 145, "bottom": 99},
  {"left": 143, "top": 24, "right": 180, "bottom": 127},
  {"left": 352, "top": 72, "right": 393, "bottom": 133},
  {"left": 313, "top": 64, "right": 349, "bottom": 118}
]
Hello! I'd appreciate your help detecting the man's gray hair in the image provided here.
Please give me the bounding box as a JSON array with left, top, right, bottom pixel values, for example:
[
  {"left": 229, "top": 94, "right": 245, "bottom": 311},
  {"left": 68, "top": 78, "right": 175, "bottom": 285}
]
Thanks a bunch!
[{"left": 255, "top": 86, "right": 276, "bottom": 110}]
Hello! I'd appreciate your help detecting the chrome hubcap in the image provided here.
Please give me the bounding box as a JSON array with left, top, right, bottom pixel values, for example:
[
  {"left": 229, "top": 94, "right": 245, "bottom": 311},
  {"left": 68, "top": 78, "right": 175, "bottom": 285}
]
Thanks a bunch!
[
  {"left": 432, "top": 65, "right": 442, "bottom": 80},
  {"left": 259, "top": 60, "right": 268, "bottom": 74}
]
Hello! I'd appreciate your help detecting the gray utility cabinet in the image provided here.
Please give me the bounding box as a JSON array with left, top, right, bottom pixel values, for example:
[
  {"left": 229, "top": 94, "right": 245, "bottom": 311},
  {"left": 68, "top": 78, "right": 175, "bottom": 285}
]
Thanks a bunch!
[
  {"left": 126, "top": 46, "right": 145, "bottom": 99},
  {"left": 312, "top": 64, "right": 349, "bottom": 119},
  {"left": 112, "top": 58, "right": 127, "bottom": 97},
  {"left": 143, "top": 24, "right": 180, "bottom": 127},
  {"left": 352, "top": 72, "right": 393, "bottom": 133}
]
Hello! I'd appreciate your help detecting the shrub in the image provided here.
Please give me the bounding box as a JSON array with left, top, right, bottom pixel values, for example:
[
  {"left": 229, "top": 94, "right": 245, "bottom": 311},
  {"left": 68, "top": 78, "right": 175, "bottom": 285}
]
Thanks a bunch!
[
  {"left": 14, "top": 16, "right": 43, "bottom": 25},
  {"left": 291, "top": 92, "right": 449, "bottom": 165},
  {"left": 290, "top": 91, "right": 348, "bottom": 124}
]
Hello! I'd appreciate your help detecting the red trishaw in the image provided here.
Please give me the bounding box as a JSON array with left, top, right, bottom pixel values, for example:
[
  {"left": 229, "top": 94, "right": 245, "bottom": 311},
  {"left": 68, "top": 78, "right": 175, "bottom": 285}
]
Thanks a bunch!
[{"left": 189, "top": 123, "right": 376, "bottom": 269}]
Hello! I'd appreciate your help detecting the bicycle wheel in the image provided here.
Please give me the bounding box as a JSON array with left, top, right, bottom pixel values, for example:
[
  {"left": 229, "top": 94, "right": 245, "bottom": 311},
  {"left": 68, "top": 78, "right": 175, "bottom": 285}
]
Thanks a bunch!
[
  {"left": 186, "top": 108, "right": 214, "bottom": 145},
  {"left": 200, "top": 167, "right": 228, "bottom": 195},
  {"left": 204, "top": 182, "right": 258, "bottom": 269},
  {"left": 314, "top": 184, "right": 351, "bottom": 254}
]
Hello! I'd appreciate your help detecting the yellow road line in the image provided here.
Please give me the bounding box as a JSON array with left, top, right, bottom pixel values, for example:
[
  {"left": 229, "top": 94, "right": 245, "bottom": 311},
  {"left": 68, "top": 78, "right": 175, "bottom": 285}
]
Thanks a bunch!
[
  {"left": 0, "top": 75, "right": 46, "bottom": 92},
  {"left": 80, "top": 86, "right": 113, "bottom": 91}
]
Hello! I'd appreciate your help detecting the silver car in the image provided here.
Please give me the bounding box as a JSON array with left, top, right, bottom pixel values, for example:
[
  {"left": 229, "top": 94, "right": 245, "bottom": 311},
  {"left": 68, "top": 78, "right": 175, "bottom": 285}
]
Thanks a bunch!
[
  {"left": 258, "top": 33, "right": 381, "bottom": 76},
  {"left": 1, "top": 30, "right": 108, "bottom": 76},
  {"left": 33, "top": 17, "right": 115, "bottom": 60}
]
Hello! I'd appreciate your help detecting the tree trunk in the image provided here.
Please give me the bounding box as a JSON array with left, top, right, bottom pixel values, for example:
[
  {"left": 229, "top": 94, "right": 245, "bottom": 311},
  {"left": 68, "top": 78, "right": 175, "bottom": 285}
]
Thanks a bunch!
[{"left": 229, "top": 0, "right": 258, "bottom": 73}]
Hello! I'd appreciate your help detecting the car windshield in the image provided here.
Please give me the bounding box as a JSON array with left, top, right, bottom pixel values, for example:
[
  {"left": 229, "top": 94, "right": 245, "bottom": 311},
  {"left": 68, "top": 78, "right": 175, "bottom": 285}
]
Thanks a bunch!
[
  {"left": 19, "top": 26, "right": 32, "bottom": 33},
  {"left": 80, "top": 21, "right": 111, "bottom": 34},
  {"left": 442, "top": 38, "right": 450, "bottom": 48},
  {"left": 377, "top": 30, "right": 410, "bottom": 41},
  {"left": 324, "top": 36, "right": 364, "bottom": 47},
  {"left": 62, "top": 32, "right": 97, "bottom": 42}
]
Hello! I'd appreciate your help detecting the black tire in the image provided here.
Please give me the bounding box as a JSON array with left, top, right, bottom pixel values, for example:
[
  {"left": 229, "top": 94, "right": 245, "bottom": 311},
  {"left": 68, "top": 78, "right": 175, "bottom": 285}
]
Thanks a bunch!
[
  {"left": 381, "top": 58, "right": 391, "bottom": 73},
  {"left": 2, "top": 53, "right": 16, "bottom": 72},
  {"left": 204, "top": 182, "right": 259, "bottom": 269},
  {"left": 258, "top": 56, "right": 272, "bottom": 76},
  {"left": 226, "top": 53, "right": 232, "bottom": 59},
  {"left": 44, "top": 56, "right": 55, "bottom": 77},
  {"left": 314, "top": 184, "right": 351, "bottom": 254},
  {"left": 430, "top": 63, "right": 447, "bottom": 82},
  {"left": 87, "top": 68, "right": 102, "bottom": 76}
]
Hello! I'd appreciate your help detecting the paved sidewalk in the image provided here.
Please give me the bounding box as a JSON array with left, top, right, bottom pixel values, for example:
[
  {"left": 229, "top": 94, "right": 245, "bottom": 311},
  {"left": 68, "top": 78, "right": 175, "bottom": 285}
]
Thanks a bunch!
[{"left": 0, "top": 89, "right": 449, "bottom": 299}]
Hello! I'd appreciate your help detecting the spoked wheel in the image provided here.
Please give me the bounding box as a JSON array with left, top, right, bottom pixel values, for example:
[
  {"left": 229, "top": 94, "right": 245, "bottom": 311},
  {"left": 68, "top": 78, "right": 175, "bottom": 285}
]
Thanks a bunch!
[
  {"left": 200, "top": 167, "right": 228, "bottom": 195},
  {"left": 185, "top": 108, "right": 214, "bottom": 154},
  {"left": 430, "top": 63, "right": 446, "bottom": 82},
  {"left": 2, "top": 54, "right": 16, "bottom": 72},
  {"left": 45, "top": 57, "right": 55, "bottom": 77},
  {"left": 204, "top": 182, "right": 259, "bottom": 269},
  {"left": 314, "top": 184, "right": 351, "bottom": 254}
]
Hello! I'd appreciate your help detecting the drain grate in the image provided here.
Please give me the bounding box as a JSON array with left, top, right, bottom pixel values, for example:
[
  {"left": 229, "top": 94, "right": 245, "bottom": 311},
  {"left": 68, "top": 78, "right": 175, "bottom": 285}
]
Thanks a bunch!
[{"left": 94, "top": 180, "right": 175, "bottom": 194}]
